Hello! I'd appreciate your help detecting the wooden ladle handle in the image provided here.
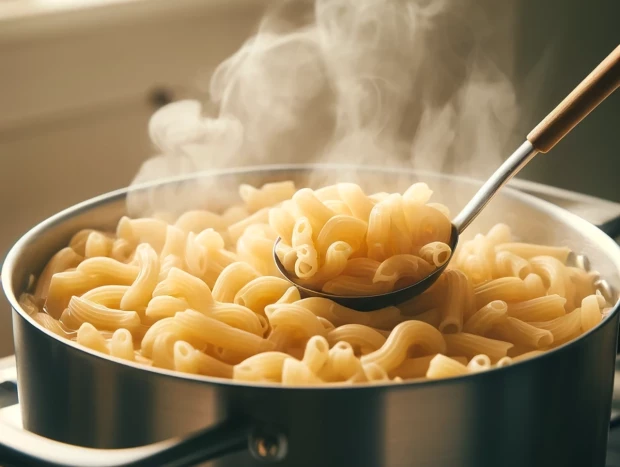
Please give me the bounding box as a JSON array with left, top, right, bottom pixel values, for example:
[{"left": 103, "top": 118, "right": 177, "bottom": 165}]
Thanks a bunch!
[{"left": 527, "top": 44, "right": 620, "bottom": 153}]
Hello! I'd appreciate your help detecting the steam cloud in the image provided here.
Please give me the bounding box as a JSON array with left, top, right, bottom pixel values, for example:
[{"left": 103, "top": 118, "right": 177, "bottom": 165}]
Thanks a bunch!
[{"left": 128, "top": 0, "right": 519, "bottom": 216}]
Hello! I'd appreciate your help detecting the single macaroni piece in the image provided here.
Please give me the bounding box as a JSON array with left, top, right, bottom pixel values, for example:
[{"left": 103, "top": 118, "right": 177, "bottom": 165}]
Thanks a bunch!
[{"left": 25, "top": 180, "right": 614, "bottom": 386}]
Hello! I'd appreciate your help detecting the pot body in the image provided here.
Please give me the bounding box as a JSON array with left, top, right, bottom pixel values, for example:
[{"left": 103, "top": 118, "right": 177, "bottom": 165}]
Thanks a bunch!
[{"left": 4, "top": 165, "right": 620, "bottom": 467}]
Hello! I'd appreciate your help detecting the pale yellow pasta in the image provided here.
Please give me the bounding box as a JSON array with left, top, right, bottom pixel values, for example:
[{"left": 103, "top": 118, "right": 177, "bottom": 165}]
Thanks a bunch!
[
  {"left": 342, "top": 258, "right": 381, "bottom": 278},
  {"left": 292, "top": 188, "right": 335, "bottom": 236},
  {"left": 26, "top": 179, "right": 616, "bottom": 386},
  {"left": 361, "top": 321, "right": 446, "bottom": 372},
  {"left": 366, "top": 200, "right": 392, "bottom": 261},
  {"left": 84, "top": 232, "right": 114, "bottom": 259},
  {"left": 227, "top": 208, "right": 270, "bottom": 243},
  {"left": 403, "top": 182, "right": 433, "bottom": 205},
  {"left": 443, "top": 333, "right": 513, "bottom": 360},
  {"left": 265, "top": 303, "right": 327, "bottom": 339},
  {"left": 299, "top": 242, "right": 353, "bottom": 287},
  {"left": 282, "top": 358, "right": 322, "bottom": 385},
  {"left": 327, "top": 324, "right": 387, "bottom": 353},
  {"left": 506, "top": 295, "right": 566, "bottom": 322},
  {"left": 463, "top": 300, "right": 508, "bottom": 335},
  {"left": 151, "top": 332, "right": 177, "bottom": 369},
  {"left": 337, "top": 183, "right": 374, "bottom": 220},
  {"left": 373, "top": 255, "right": 435, "bottom": 286},
  {"left": 152, "top": 268, "right": 214, "bottom": 313},
  {"left": 212, "top": 262, "right": 261, "bottom": 303},
  {"left": 120, "top": 244, "right": 160, "bottom": 312},
  {"left": 77, "top": 322, "right": 109, "bottom": 354},
  {"left": 210, "top": 303, "right": 264, "bottom": 336},
  {"left": 438, "top": 270, "right": 472, "bottom": 334},
  {"left": 314, "top": 184, "right": 341, "bottom": 202},
  {"left": 467, "top": 354, "right": 492, "bottom": 373},
  {"left": 531, "top": 309, "right": 582, "bottom": 345},
  {"left": 494, "top": 251, "right": 532, "bottom": 279},
  {"left": 426, "top": 354, "right": 468, "bottom": 379},
  {"left": 302, "top": 336, "right": 330, "bottom": 374},
  {"left": 174, "top": 341, "right": 233, "bottom": 378},
  {"left": 323, "top": 200, "right": 353, "bottom": 216},
  {"left": 235, "top": 276, "right": 292, "bottom": 314},
  {"left": 419, "top": 242, "right": 452, "bottom": 268},
  {"left": 233, "top": 352, "right": 290, "bottom": 382},
  {"left": 173, "top": 309, "right": 274, "bottom": 357},
  {"left": 32, "top": 312, "right": 74, "bottom": 338},
  {"left": 117, "top": 217, "right": 168, "bottom": 253},
  {"left": 77, "top": 257, "right": 140, "bottom": 284},
  {"left": 315, "top": 215, "right": 367, "bottom": 256},
  {"left": 530, "top": 256, "right": 570, "bottom": 299},
  {"left": 268, "top": 207, "right": 296, "bottom": 245},
  {"left": 319, "top": 341, "right": 362, "bottom": 382},
  {"left": 474, "top": 277, "right": 528, "bottom": 309},
  {"left": 580, "top": 294, "right": 602, "bottom": 332},
  {"left": 63, "top": 296, "right": 141, "bottom": 332},
  {"left": 523, "top": 273, "right": 547, "bottom": 298},
  {"left": 82, "top": 285, "right": 129, "bottom": 308},
  {"left": 145, "top": 296, "right": 189, "bottom": 320},
  {"left": 492, "top": 317, "right": 554, "bottom": 349},
  {"left": 160, "top": 225, "right": 188, "bottom": 260},
  {"left": 240, "top": 181, "right": 296, "bottom": 213},
  {"left": 495, "top": 243, "right": 571, "bottom": 263},
  {"left": 323, "top": 275, "right": 392, "bottom": 296},
  {"left": 109, "top": 329, "right": 135, "bottom": 361}
]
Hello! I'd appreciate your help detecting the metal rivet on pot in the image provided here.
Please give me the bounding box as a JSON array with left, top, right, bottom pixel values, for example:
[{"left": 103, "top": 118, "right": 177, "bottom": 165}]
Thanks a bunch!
[
  {"left": 574, "top": 254, "right": 591, "bottom": 272},
  {"left": 594, "top": 279, "right": 616, "bottom": 304},
  {"left": 248, "top": 428, "right": 288, "bottom": 463}
]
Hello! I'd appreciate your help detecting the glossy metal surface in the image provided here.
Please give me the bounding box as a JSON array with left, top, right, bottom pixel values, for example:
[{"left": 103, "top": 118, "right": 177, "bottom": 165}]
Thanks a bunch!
[{"left": 3, "top": 165, "right": 620, "bottom": 467}]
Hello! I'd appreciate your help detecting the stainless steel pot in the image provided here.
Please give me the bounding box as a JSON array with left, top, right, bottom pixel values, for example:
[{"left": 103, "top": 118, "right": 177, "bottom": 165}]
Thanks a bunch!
[{"left": 2, "top": 164, "right": 620, "bottom": 467}]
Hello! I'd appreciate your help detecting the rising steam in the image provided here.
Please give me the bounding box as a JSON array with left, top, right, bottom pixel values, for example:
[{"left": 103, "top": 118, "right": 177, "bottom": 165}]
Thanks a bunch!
[{"left": 128, "top": 0, "right": 519, "bottom": 216}]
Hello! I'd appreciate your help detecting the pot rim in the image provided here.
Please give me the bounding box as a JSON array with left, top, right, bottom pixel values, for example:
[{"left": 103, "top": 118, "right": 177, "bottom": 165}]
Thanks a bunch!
[{"left": 3, "top": 163, "right": 620, "bottom": 391}]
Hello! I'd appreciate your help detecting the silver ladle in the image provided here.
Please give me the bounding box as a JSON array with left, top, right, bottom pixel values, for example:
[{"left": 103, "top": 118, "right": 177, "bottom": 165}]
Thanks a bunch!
[{"left": 274, "top": 44, "right": 620, "bottom": 311}]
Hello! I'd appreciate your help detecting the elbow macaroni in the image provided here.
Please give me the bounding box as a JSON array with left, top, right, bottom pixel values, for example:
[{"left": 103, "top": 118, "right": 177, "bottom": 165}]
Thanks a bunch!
[{"left": 23, "top": 180, "right": 614, "bottom": 385}]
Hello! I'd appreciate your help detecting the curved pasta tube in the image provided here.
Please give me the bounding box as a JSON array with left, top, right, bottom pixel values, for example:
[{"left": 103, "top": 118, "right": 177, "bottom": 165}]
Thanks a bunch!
[
  {"left": 212, "top": 262, "right": 261, "bottom": 303},
  {"left": 152, "top": 268, "right": 214, "bottom": 313},
  {"left": 301, "top": 336, "right": 330, "bottom": 374},
  {"left": 281, "top": 358, "right": 322, "bottom": 386},
  {"left": 264, "top": 303, "right": 327, "bottom": 339},
  {"left": 438, "top": 270, "right": 474, "bottom": 333},
  {"left": 463, "top": 300, "right": 508, "bottom": 335},
  {"left": 76, "top": 322, "right": 109, "bottom": 354},
  {"left": 69, "top": 229, "right": 98, "bottom": 256},
  {"left": 121, "top": 244, "right": 160, "bottom": 312},
  {"left": 426, "top": 354, "right": 468, "bottom": 379},
  {"left": 327, "top": 324, "right": 387, "bottom": 353},
  {"left": 34, "top": 247, "right": 83, "bottom": 301},
  {"left": 233, "top": 351, "right": 291, "bottom": 382},
  {"left": 296, "top": 297, "right": 402, "bottom": 329},
  {"left": 403, "top": 182, "right": 433, "bottom": 205},
  {"left": 116, "top": 216, "right": 168, "bottom": 253},
  {"left": 292, "top": 188, "right": 335, "bottom": 236},
  {"left": 158, "top": 254, "right": 184, "bottom": 281},
  {"left": 145, "top": 296, "right": 189, "bottom": 320},
  {"left": 530, "top": 256, "right": 570, "bottom": 300},
  {"left": 269, "top": 207, "right": 296, "bottom": 245},
  {"left": 236, "top": 232, "right": 279, "bottom": 277},
  {"left": 360, "top": 321, "right": 446, "bottom": 372},
  {"left": 494, "top": 251, "right": 532, "bottom": 279},
  {"left": 160, "top": 225, "right": 188, "bottom": 260},
  {"left": 404, "top": 204, "right": 451, "bottom": 248},
  {"left": 291, "top": 217, "right": 313, "bottom": 248},
  {"left": 342, "top": 258, "right": 381, "bottom": 279},
  {"left": 419, "top": 242, "right": 452, "bottom": 268},
  {"left": 109, "top": 329, "right": 135, "bottom": 361},
  {"left": 234, "top": 276, "right": 291, "bottom": 314},
  {"left": 373, "top": 255, "right": 434, "bottom": 286},
  {"left": 173, "top": 341, "right": 233, "bottom": 378},
  {"left": 323, "top": 200, "right": 353, "bottom": 216},
  {"left": 240, "top": 181, "right": 296, "bottom": 213},
  {"left": 506, "top": 295, "right": 566, "bottom": 322},
  {"left": 82, "top": 285, "right": 129, "bottom": 308},
  {"left": 580, "top": 294, "right": 602, "bottom": 332},
  {"left": 32, "top": 312, "right": 74, "bottom": 339},
  {"left": 276, "top": 286, "right": 301, "bottom": 305},
  {"left": 337, "top": 183, "right": 374, "bottom": 220},
  {"left": 209, "top": 303, "right": 264, "bottom": 336},
  {"left": 314, "top": 184, "right": 341, "bottom": 202},
  {"left": 77, "top": 257, "right": 140, "bottom": 284},
  {"left": 322, "top": 275, "right": 392, "bottom": 296},
  {"left": 64, "top": 296, "right": 141, "bottom": 332},
  {"left": 495, "top": 243, "right": 571, "bottom": 263},
  {"left": 294, "top": 244, "right": 319, "bottom": 279},
  {"left": 299, "top": 242, "right": 353, "bottom": 288},
  {"left": 315, "top": 215, "right": 367, "bottom": 256},
  {"left": 84, "top": 232, "right": 114, "bottom": 259},
  {"left": 443, "top": 333, "right": 513, "bottom": 360},
  {"left": 384, "top": 194, "right": 412, "bottom": 255},
  {"left": 366, "top": 200, "right": 391, "bottom": 261},
  {"left": 227, "top": 208, "right": 270, "bottom": 244},
  {"left": 492, "top": 317, "right": 554, "bottom": 349},
  {"left": 152, "top": 332, "right": 177, "bottom": 369},
  {"left": 111, "top": 239, "right": 134, "bottom": 263}
]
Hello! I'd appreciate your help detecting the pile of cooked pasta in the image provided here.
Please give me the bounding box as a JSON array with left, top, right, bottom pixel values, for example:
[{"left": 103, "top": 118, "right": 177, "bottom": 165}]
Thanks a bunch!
[{"left": 19, "top": 181, "right": 612, "bottom": 385}]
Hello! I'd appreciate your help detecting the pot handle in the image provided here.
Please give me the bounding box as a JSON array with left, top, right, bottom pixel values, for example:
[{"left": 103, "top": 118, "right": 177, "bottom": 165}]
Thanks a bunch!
[
  {"left": 0, "top": 416, "right": 254, "bottom": 467},
  {"left": 598, "top": 214, "right": 620, "bottom": 240}
]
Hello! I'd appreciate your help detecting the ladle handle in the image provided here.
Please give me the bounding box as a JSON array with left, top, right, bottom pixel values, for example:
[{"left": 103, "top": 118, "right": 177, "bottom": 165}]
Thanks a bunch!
[{"left": 527, "top": 44, "right": 620, "bottom": 153}]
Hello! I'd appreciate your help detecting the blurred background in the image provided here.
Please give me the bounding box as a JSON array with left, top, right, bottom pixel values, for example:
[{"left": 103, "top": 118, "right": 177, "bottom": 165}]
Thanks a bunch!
[{"left": 0, "top": 0, "right": 618, "bottom": 357}]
